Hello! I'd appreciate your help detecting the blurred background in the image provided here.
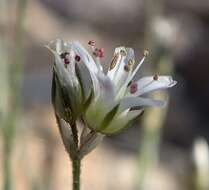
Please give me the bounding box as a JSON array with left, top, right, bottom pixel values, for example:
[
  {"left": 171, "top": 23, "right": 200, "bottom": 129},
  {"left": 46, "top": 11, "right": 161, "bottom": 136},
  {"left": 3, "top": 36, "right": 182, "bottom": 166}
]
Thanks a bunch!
[{"left": 1, "top": 0, "right": 209, "bottom": 190}]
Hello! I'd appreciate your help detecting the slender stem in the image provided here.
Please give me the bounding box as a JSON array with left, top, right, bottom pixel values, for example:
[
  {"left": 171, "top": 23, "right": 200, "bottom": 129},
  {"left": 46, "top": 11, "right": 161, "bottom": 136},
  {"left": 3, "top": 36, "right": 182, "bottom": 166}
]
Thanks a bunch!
[
  {"left": 1, "top": 1, "right": 27, "bottom": 190},
  {"left": 71, "top": 122, "right": 79, "bottom": 149},
  {"left": 72, "top": 159, "right": 81, "bottom": 190},
  {"left": 3, "top": 140, "right": 12, "bottom": 190},
  {"left": 71, "top": 121, "right": 80, "bottom": 190}
]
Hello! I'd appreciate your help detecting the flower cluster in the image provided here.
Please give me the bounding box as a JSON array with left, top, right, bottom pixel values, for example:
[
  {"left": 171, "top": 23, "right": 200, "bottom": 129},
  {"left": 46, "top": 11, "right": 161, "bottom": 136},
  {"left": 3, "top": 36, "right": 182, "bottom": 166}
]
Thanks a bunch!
[
  {"left": 47, "top": 39, "right": 177, "bottom": 189},
  {"left": 47, "top": 39, "right": 176, "bottom": 135},
  {"left": 48, "top": 39, "right": 176, "bottom": 134}
]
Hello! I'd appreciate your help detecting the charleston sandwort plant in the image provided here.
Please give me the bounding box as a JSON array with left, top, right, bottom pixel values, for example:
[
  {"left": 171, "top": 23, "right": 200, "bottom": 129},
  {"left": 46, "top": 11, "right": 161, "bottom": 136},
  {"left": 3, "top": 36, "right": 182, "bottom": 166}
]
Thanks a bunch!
[{"left": 46, "top": 39, "right": 177, "bottom": 190}]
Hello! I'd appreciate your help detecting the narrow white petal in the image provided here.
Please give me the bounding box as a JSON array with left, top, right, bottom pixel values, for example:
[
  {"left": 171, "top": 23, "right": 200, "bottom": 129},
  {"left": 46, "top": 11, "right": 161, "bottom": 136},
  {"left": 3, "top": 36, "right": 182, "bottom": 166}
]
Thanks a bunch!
[
  {"left": 46, "top": 44, "right": 80, "bottom": 94},
  {"left": 107, "top": 47, "right": 135, "bottom": 94},
  {"left": 70, "top": 42, "right": 103, "bottom": 96},
  {"left": 95, "top": 57, "right": 103, "bottom": 72},
  {"left": 119, "top": 96, "right": 166, "bottom": 112},
  {"left": 47, "top": 38, "right": 70, "bottom": 54},
  {"left": 96, "top": 73, "right": 115, "bottom": 103},
  {"left": 75, "top": 62, "right": 92, "bottom": 100},
  {"left": 55, "top": 39, "right": 64, "bottom": 54},
  {"left": 107, "top": 47, "right": 125, "bottom": 81},
  {"left": 134, "top": 76, "right": 177, "bottom": 96},
  {"left": 71, "top": 42, "right": 99, "bottom": 73}
]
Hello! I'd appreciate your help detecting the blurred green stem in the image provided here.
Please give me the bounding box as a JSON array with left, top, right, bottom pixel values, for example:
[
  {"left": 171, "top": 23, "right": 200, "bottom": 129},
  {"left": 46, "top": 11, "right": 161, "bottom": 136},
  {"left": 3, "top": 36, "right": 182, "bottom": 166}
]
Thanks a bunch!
[
  {"left": 138, "top": 126, "right": 160, "bottom": 189},
  {"left": 3, "top": 137, "right": 12, "bottom": 190},
  {"left": 2, "top": 0, "right": 27, "bottom": 190},
  {"left": 137, "top": 1, "right": 169, "bottom": 188},
  {"left": 72, "top": 159, "right": 81, "bottom": 190}
]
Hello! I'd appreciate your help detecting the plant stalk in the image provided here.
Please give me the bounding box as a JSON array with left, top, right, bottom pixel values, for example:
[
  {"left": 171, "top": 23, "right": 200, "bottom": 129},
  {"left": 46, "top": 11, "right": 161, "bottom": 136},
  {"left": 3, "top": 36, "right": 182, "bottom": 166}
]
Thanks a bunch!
[
  {"left": 1, "top": 0, "right": 27, "bottom": 190},
  {"left": 72, "top": 159, "right": 81, "bottom": 190},
  {"left": 3, "top": 140, "right": 12, "bottom": 190}
]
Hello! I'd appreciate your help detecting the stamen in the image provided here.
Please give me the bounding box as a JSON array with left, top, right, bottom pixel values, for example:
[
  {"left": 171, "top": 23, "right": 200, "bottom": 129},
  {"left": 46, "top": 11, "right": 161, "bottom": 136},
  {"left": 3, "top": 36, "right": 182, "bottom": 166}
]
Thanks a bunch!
[
  {"left": 109, "top": 53, "right": 119, "bottom": 70},
  {"left": 124, "top": 65, "right": 130, "bottom": 72},
  {"left": 143, "top": 50, "right": 149, "bottom": 57},
  {"left": 60, "top": 52, "right": 70, "bottom": 67},
  {"left": 75, "top": 55, "right": 81, "bottom": 62},
  {"left": 120, "top": 49, "right": 127, "bottom": 56},
  {"left": 153, "top": 74, "right": 159, "bottom": 80},
  {"left": 127, "top": 50, "right": 148, "bottom": 83},
  {"left": 88, "top": 40, "right": 95, "bottom": 46},
  {"left": 60, "top": 52, "right": 69, "bottom": 59},
  {"left": 128, "top": 59, "right": 135, "bottom": 66},
  {"left": 64, "top": 58, "right": 70, "bottom": 65},
  {"left": 130, "top": 81, "right": 138, "bottom": 94},
  {"left": 93, "top": 48, "right": 104, "bottom": 58}
]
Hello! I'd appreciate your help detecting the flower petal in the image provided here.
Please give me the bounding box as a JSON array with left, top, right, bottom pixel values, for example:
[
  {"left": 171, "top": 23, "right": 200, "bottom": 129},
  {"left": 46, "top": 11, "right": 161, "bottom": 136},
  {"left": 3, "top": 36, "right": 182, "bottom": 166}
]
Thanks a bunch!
[
  {"left": 119, "top": 96, "right": 166, "bottom": 113},
  {"left": 47, "top": 42, "right": 83, "bottom": 118},
  {"left": 114, "top": 48, "right": 135, "bottom": 92},
  {"left": 96, "top": 73, "right": 115, "bottom": 102},
  {"left": 47, "top": 38, "right": 66, "bottom": 54},
  {"left": 75, "top": 62, "right": 92, "bottom": 100},
  {"left": 133, "top": 76, "right": 177, "bottom": 96},
  {"left": 101, "top": 110, "right": 143, "bottom": 134},
  {"left": 107, "top": 47, "right": 136, "bottom": 97},
  {"left": 71, "top": 41, "right": 99, "bottom": 73},
  {"left": 46, "top": 44, "right": 75, "bottom": 87},
  {"left": 71, "top": 42, "right": 102, "bottom": 96},
  {"left": 107, "top": 47, "right": 124, "bottom": 81}
]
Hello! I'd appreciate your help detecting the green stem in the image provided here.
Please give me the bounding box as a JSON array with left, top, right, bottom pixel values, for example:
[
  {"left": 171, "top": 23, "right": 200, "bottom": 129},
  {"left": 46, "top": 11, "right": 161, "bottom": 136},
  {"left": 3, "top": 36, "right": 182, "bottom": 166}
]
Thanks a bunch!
[
  {"left": 3, "top": 141, "right": 12, "bottom": 190},
  {"left": 1, "top": 0, "right": 27, "bottom": 190},
  {"left": 72, "top": 159, "right": 81, "bottom": 190}
]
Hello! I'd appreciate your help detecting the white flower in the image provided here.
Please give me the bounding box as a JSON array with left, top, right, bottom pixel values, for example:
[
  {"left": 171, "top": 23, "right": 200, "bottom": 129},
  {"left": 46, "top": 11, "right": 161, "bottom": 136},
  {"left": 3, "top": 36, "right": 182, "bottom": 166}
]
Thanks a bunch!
[{"left": 47, "top": 39, "right": 177, "bottom": 134}]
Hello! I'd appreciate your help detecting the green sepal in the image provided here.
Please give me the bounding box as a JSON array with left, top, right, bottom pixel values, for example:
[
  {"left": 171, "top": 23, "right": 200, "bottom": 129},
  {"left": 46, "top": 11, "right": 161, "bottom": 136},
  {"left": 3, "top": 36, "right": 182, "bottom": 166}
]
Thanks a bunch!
[
  {"left": 103, "top": 111, "right": 143, "bottom": 135},
  {"left": 51, "top": 69, "right": 74, "bottom": 123},
  {"left": 83, "top": 88, "right": 94, "bottom": 113},
  {"left": 74, "top": 63, "right": 85, "bottom": 102},
  {"left": 98, "top": 104, "right": 120, "bottom": 132}
]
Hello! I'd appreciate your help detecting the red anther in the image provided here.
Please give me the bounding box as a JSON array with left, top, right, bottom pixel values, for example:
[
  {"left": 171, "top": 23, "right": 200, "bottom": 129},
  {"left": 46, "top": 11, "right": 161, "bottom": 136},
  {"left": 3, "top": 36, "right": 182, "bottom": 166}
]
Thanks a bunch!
[
  {"left": 64, "top": 58, "right": 70, "bottom": 65},
  {"left": 88, "top": 40, "right": 95, "bottom": 46},
  {"left": 60, "top": 52, "right": 69, "bottom": 59},
  {"left": 75, "top": 55, "right": 81, "bottom": 62},
  {"left": 124, "top": 65, "right": 130, "bottom": 72},
  {"left": 130, "top": 82, "right": 138, "bottom": 94},
  {"left": 153, "top": 74, "right": 158, "bottom": 80},
  {"left": 93, "top": 48, "right": 104, "bottom": 58},
  {"left": 60, "top": 53, "right": 65, "bottom": 59}
]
